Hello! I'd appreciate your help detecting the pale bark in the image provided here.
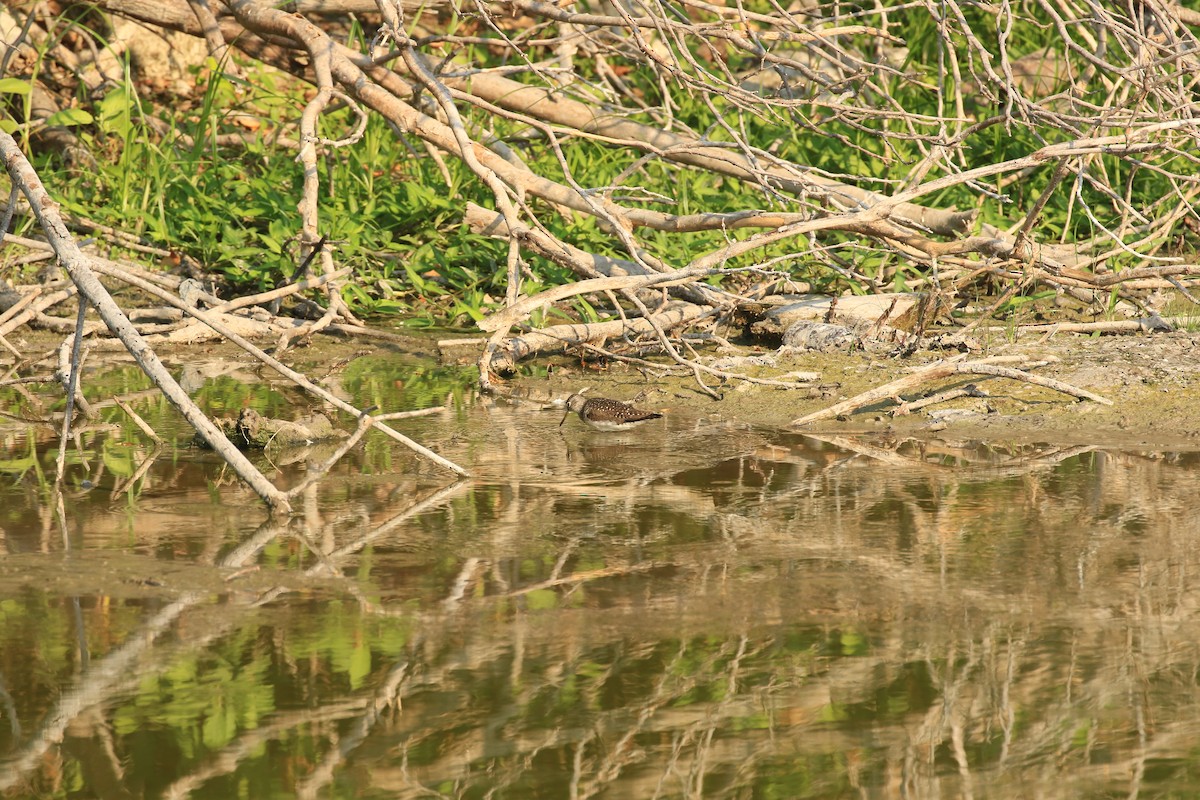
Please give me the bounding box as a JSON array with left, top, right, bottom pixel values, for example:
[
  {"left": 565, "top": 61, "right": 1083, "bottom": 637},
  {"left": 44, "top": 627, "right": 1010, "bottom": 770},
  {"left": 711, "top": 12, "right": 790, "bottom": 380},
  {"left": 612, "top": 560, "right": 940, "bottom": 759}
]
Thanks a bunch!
[{"left": 0, "top": 129, "right": 294, "bottom": 515}]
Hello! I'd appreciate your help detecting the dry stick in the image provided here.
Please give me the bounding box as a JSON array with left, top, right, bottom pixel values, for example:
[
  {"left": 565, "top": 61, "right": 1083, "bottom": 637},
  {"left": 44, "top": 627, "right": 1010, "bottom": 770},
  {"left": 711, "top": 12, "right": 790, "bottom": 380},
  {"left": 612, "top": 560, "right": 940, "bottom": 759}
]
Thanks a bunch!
[
  {"left": 488, "top": 302, "right": 717, "bottom": 371},
  {"left": 290, "top": 28, "right": 365, "bottom": 343},
  {"left": 790, "top": 358, "right": 1111, "bottom": 427},
  {"left": 0, "top": 332, "right": 21, "bottom": 360},
  {"left": 951, "top": 158, "right": 1075, "bottom": 338},
  {"left": 374, "top": 406, "right": 448, "bottom": 421},
  {"left": 52, "top": 299, "right": 88, "bottom": 490},
  {"left": 0, "top": 185, "right": 18, "bottom": 250},
  {"left": 0, "top": 130, "right": 293, "bottom": 513},
  {"left": 112, "top": 396, "right": 164, "bottom": 445},
  {"left": 1011, "top": 158, "right": 1073, "bottom": 260},
  {"left": 379, "top": 12, "right": 528, "bottom": 309},
  {"left": 466, "top": 203, "right": 727, "bottom": 387},
  {"left": 0, "top": 231, "right": 196, "bottom": 295},
  {"left": 463, "top": 204, "right": 730, "bottom": 308},
  {"left": 953, "top": 279, "right": 1025, "bottom": 339},
  {"left": 892, "top": 384, "right": 990, "bottom": 416},
  {"left": 210, "top": 266, "right": 352, "bottom": 313},
  {"left": 615, "top": 292, "right": 813, "bottom": 390},
  {"left": 467, "top": 212, "right": 741, "bottom": 391},
  {"left": 997, "top": 318, "right": 1178, "bottom": 335},
  {"left": 478, "top": 268, "right": 714, "bottom": 332},
  {"left": 87, "top": 259, "right": 470, "bottom": 477},
  {"left": 185, "top": 0, "right": 243, "bottom": 77},
  {"left": 575, "top": 341, "right": 680, "bottom": 376},
  {"left": 109, "top": 445, "right": 163, "bottom": 499},
  {"left": 621, "top": 289, "right": 722, "bottom": 399},
  {"left": 581, "top": 338, "right": 820, "bottom": 386},
  {"left": 2, "top": 200, "right": 174, "bottom": 258},
  {"left": 54, "top": 327, "right": 95, "bottom": 419},
  {"left": 0, "top": 285, "right": 49, "bottom": 333},
  {"left": 0, "top": 287, "right": 79, "bottom": 338}
]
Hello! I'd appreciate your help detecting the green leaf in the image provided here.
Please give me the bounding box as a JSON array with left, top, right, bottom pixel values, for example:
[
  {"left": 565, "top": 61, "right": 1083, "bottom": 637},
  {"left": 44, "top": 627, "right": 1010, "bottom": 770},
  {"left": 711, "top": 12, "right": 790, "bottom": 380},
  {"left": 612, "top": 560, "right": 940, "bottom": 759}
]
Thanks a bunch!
[
  {"left": 0, "top": 78, "right": 30, "bottom": 95},
  {"left": 0, "top": 119, "right": 17, "bottom": 134},
  {"left": 45, "top": 108, "right": 94, "bottom": 127},
  {"left": 97, "top": 88, "right": 134, "bottom": 138}
]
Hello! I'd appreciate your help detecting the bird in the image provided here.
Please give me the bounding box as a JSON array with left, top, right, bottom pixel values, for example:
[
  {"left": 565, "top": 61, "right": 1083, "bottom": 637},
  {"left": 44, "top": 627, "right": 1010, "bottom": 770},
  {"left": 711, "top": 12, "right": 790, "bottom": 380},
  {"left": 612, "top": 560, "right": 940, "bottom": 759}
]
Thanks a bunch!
[{"left": 559, "top": 393, "right": 663, "bottom": 431}]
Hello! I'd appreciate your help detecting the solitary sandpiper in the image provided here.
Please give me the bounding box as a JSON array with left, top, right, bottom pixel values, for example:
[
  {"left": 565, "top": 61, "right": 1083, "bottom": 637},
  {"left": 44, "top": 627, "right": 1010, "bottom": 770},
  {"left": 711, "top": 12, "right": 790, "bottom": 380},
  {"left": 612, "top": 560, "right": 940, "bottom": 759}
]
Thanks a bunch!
[{"left": 559, "top": 394, "right": 663, "bottom": 431}]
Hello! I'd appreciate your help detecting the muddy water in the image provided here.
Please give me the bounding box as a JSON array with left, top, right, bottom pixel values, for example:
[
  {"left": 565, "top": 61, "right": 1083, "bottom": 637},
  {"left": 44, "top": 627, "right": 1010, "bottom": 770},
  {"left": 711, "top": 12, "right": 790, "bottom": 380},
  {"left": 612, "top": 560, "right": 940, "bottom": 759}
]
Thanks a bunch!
[{"left": 2, "top": 371, "right": 1200, "bottom": 798}]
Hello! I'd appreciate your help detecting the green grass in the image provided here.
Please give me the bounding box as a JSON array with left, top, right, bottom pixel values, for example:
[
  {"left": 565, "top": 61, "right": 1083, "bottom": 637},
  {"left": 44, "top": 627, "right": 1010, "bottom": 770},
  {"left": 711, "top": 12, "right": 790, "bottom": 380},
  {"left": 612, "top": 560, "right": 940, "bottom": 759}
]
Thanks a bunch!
[{"left": 0, "top": 3, "right": 1190, "bottom": 327}]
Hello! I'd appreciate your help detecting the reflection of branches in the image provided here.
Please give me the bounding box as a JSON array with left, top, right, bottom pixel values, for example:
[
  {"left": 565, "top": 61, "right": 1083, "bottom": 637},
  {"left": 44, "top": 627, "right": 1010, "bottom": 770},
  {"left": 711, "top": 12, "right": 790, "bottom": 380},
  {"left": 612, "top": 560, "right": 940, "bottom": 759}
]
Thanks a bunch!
[
  {"left": 297, "top": 661, "right": 410, "bottom": 799},
  {"left": 0, "top": 589, "right": 209, "bottom": 790},
  {"left": 12, "top": 409, "right": 1200, "bottom": 796},
  {"left": 0, "top": 517, "right": 297, "bottom": 790},
  {"left": 651, "top": 635, "right": 755, "bottom": 799},
  {"left": 250, "top": 481, "right": 470, "bottom": 608},
  {"left": 0, "top": 478, "right": 473, "bottom": 794},
  {"left": 160, "top": 692, "right": 398, "bottom": 800},
  {"left": 800, "top": 434, "right": 1102, "bottom": 480},
  {"left": 0, "top": 669, "right": 19, "bottom": 741}
]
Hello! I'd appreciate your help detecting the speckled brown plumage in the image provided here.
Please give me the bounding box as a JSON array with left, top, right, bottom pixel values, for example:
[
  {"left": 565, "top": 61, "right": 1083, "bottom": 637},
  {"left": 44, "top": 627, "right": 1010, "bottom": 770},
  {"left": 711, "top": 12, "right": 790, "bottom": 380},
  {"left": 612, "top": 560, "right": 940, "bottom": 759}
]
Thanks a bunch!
[{"left": 559, "top": 394, "right": 663, "bottom": 431}]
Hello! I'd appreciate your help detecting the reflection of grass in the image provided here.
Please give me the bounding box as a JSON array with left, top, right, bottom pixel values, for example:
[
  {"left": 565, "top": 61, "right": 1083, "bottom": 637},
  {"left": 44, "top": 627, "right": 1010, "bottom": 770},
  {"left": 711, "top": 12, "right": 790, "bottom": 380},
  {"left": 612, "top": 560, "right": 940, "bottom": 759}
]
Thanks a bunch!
[
  {"left": 190, "top": 375, "right": 293, "bottom": 419},
  {"left": 341, "top": 356, "right": 475, "bottom": 412},
  {"left": 6, "top": 432, "right": 1200, "bottom": 796},
  {"left": 1, "top": 358, "right": 474, "bottom": 491}
]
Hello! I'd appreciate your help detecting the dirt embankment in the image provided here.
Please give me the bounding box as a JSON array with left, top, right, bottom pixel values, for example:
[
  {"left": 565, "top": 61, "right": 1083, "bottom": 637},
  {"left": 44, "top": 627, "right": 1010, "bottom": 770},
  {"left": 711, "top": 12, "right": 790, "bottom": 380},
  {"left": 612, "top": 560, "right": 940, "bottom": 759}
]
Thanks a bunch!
[
  {"left": 506, "top": 331, "right": 1200, "bottom": 448},
  {"left": 22, "top": 327, "right": 1196, "bottom": 450}
]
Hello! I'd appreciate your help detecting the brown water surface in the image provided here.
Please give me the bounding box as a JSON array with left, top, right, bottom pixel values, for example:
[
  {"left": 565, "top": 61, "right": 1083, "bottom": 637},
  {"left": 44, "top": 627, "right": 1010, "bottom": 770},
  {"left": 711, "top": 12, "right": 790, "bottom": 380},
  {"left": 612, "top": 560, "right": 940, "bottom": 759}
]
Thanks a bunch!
[{"left": 1, "top": 380, "right": 1199, "bottom": 798}]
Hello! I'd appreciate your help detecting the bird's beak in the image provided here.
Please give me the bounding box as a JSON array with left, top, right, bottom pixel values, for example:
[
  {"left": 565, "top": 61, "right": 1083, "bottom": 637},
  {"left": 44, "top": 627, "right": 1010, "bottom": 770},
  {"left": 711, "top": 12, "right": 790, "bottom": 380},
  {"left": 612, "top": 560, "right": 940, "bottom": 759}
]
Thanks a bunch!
[{"left": 559, "top": 409, "right": 570, "bottom": 427}]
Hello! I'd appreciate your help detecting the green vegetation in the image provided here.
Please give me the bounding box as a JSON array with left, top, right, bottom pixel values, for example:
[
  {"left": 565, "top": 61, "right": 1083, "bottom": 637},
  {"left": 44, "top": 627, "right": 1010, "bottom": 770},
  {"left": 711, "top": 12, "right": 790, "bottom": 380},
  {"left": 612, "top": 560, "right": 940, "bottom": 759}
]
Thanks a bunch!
[{"left": 2, "top": 2, "right": 1191, "bottom": 333}]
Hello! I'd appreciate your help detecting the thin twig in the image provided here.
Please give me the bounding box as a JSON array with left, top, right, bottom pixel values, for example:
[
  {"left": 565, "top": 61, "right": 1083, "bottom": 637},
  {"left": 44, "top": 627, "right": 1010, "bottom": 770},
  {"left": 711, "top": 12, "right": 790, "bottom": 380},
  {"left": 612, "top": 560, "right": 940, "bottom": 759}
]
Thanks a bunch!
[
  {"left": 0, "top": 129, "right": 292, "bottom": 513},
  {"left": 53, "top": 298, "right": 89, "bottom": 490},
  {"left": 112, "top": 396, "right": 164, "bottom": 444},
  {"left": 87, "top": 259, "right": 470, "bottom": 477}
]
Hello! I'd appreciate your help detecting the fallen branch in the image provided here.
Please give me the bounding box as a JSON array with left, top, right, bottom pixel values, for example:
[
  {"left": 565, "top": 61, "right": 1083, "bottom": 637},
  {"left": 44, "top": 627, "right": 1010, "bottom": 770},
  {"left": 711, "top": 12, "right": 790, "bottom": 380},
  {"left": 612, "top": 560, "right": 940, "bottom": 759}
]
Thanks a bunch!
[
  {"left": 463, "top": 202, "right": 729, "bottom": 309},
  {"left": 85, "top": 258, "right": 471, "bottom": 477},
  {"left": 487, "top": 302, "right": 716, "bottom": 372},
  {"left": 983, "top": 317, "right": 1177, "bottom": 336},
  {"left": 892, "top": 384, "right": 990, "bottom": 416},
  {"left": 0, "top": 128, "right": 293, "bottom": 515},
  {"left": 478, "top": 267, "right": 715, "bottom": 333},
  {"left": 790, "top": 357, "right": 1111, "bottom": 427}
]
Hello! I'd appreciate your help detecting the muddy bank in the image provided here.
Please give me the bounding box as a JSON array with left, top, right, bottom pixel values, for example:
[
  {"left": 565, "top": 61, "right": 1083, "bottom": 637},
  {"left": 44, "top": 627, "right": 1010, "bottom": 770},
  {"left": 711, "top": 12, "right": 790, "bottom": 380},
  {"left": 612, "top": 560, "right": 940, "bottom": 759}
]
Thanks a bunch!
[
  {"left": 492, "top": 330, "right": 1200, "bottom": 448},
  {"left": 15, "top": 326, "right": 1199, "bottom": 449}
]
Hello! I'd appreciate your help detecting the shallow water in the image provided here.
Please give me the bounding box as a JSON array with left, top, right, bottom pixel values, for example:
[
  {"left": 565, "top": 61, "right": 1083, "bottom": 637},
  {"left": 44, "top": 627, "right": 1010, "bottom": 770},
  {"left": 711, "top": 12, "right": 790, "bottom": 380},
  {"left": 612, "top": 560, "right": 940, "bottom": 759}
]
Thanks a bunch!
[{"left": 2, "top": 366, "right": 1200, "bottom": 799}]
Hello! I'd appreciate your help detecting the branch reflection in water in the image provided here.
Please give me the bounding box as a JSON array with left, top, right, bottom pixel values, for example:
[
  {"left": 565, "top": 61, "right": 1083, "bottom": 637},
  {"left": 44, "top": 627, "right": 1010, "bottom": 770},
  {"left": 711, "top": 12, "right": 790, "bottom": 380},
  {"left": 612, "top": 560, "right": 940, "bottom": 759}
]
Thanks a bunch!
[{"left": 1, "top": 398, "right": 1199, "bottom": 798}]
